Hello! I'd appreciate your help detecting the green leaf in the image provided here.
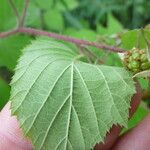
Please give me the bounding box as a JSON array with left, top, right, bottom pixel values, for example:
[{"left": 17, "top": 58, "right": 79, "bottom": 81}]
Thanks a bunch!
[
  {"left": 97, "top": 14, "right": 123, "bottom": 35},
  {"left": 63, "top": 12, "right": 83, "bottom": 29},
  {"left": 0, "top": 77, "right": 10, "bottom": 110},
  {"left": 10, "top": 38, "right": 135, "bottom": 150},
  {"left": 64, "top": 0, "right": 79, "bottom": 10},
  {"left": 25, "top": 2, "right": 41, "bottom": 28},
  {"left": 0, "top": 35, "right": 31, "bottom": 70},
  {"left": 34, "top": 0, "right": 53, "bottom": 10},
  {"left": 138, "top": 78, "right": 149, "bottom": 90},
  {"left": 65, "top": 29, "right": 97, "bottom": 41},
  {"left": 0, "top": 0, "right": 44, "bottom": 30},
  {"left": 121, "top": 29, "right": 150, "bottom": 50},
  {"left": 44, "top": 9, "right": 65, "bottom": 32},
  {"left": 121, "top": 30, "right": 140, "bottom": 49},
  {"left": 107, "top": 14, "right": 123, "bottom": 33},
  {"left": 0, "top": 0, "right": 24, "bottom": 31},
  {"left": 55, "top": 0, "right": 79, "bottom": 11}
]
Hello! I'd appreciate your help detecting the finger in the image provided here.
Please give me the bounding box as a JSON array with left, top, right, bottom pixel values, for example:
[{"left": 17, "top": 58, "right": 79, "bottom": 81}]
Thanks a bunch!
[
  {"left": 94, "top": 83, "right": 142, "bottom": 150},
  {"left": 0, "top": 102, "right": 33, "bottom": 150},
  {"left": 112, "top": 113, "right": 150, "bottom": 150}
]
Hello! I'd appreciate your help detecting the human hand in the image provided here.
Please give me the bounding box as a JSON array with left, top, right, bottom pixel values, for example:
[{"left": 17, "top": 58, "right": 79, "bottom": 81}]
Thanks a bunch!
[{"left": 0, "top": 84, "right": 149, "bottom": 150}]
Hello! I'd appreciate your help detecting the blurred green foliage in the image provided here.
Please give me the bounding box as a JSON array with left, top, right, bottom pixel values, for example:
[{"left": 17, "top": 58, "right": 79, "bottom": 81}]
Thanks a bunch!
[{"left": 0, "top": 77, "right": 10, "bottom": 109}]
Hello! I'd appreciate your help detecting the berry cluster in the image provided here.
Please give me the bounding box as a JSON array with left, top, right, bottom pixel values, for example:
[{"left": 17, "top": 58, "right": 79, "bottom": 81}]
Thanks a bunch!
[{"left": 124, "top": 47, "right": 150, "bottom": 73}]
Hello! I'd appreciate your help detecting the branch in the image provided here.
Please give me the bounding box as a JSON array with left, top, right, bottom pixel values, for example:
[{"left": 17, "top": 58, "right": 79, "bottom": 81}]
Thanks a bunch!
[
  {"left": 19, "top": 0, "right": 30, "bottom": 27},
  {"left": 1, "top": 0, "right": 126, "bottom": 54},
  {"left": 0, "top": 27, "right": 126, "bottom": 53},
  {"left": 18, "top": 27, "right": 125, "bottom": 53},
  {"left": 0, "top": 29, "right": 18, "bottom": 38}
]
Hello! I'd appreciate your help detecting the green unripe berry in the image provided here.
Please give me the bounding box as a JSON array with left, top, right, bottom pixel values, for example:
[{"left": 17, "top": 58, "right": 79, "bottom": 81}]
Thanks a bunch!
[
  {"left": 141, "top": 62, "right": 150, "bottom": 70},
  {"left": 130, "top": 61, "right": 140, "bottom": 69},
  {"left": 128, "top": 56, "right": 133, "bottom": 62},
  {"left": 139, "top": 50, "right": 145, "bottom": 54},
  {"left": 132, "top": 52, "right": 140, "bottom": 60},
  {"left": 132, "top": 48, "right": 139, "bottom": 54},
  {"left": 127, "top": 63, "right": 132, "bottom": 70},
  {"left": 132, "top": 68, "right": 140, "bottom": 73},
  {"left": 123, "top": 47, "right": 150, "bottom": 74},
  {"left": 140, "top": 54, "right": 147, "bottom": 62}
]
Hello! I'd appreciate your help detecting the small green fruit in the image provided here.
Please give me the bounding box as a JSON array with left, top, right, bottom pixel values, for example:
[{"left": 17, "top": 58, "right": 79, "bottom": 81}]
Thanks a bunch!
[
  {"left": 132, "top": 68, "right": 140, "bottom": 73},
  {"left": 123, "top": 47, "right": 150, "bottom": 74},
  {"left": 132, "top": 52, "right": 140, "bottom": 60},
  {"left": 141, "top": 54, "right": 147, "bottom": 62},
  {"left": 141, "top": 62, "right": 150, "bottom": 70},
  {"left": 139, "top": 50, "right": 145, "bottom": 54},
  {"left": 130, "top": 61, "right": 140, "bottom": 69},
  {"left": 128, "top": 56, "right": 133, "bottom": 62},
  {"left": 127, "top": 64, "right": 132, "bottom": 70}
]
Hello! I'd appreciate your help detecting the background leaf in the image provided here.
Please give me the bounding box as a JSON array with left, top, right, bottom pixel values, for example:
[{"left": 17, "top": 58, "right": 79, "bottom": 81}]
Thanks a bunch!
[
  {"left": 121, "top": 29, "right": 150, "bottom": 49},
  {"left": 0, "top": 35, "right": 31, "bottom": 71},
  {"left": 0, "top": 0, "right": 24, "bottom": 31},
  {"left": 0, "top": 77, "right": 10, "bottom": 110},
  {"left": 44, "top": 9, "right": 65, "bottom": 32},
  {"left": 10, "top": 38, "right": 135, "bottom": 150},
  {"left": 97, "top": 14, "right": 123, "bottom": 35}
]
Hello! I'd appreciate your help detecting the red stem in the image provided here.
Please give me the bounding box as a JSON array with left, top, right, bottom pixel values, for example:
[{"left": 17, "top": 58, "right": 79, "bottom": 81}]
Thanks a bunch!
[
  {"left": 0, "top": 27, "right": 126, "bottom": 53},
  {"left": 18, "top": 27, "right": 125, "bottom": 53},
  {"left": 0, "top": 29, "right": 18, "bottom": 38},
  {"left": 1, "top": 0, "right": 126, "bottom": 54}
]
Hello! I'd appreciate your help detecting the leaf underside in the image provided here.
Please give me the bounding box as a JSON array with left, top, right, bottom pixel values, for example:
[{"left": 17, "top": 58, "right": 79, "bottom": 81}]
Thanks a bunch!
[{"left": 10, "top": 38, "right": 135, "bottom": 150}]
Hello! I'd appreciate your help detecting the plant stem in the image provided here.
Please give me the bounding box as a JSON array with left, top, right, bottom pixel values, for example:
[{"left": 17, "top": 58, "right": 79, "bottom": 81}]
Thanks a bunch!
[
  {"left": 0, "top": 29, "right": 18, "bottom": 38},
  {"left": 18, "top": 27, "right": 125, "bottom": 53},
  {"left": 1, "top": 0, "right": 126, "bottom": 55},
  {"left": 0, "top": 27, "right": 126, "bottom": 53}
]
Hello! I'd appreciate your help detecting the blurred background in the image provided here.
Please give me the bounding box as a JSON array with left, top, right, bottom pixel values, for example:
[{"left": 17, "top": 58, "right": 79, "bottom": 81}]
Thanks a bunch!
[
  {"left": 1, "top": 0, "right": 150, "bottom": 31},
  {"left": 0, "top": 0, "right": 150, "bottom": 132}
]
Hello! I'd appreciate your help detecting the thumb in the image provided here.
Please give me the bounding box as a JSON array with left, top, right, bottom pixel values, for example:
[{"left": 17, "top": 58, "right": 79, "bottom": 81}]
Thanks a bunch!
[
  {"left": 112, "top": 114, "right": 150, "bottom": 150},
  {"left": 0, "top": 102, "right": 33, "bottom": 150}
]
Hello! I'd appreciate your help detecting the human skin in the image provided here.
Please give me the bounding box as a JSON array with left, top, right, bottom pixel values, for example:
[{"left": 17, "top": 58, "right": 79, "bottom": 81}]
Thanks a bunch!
[{"left": 0, "top": 84, "right": 150, "bottom": 150}]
